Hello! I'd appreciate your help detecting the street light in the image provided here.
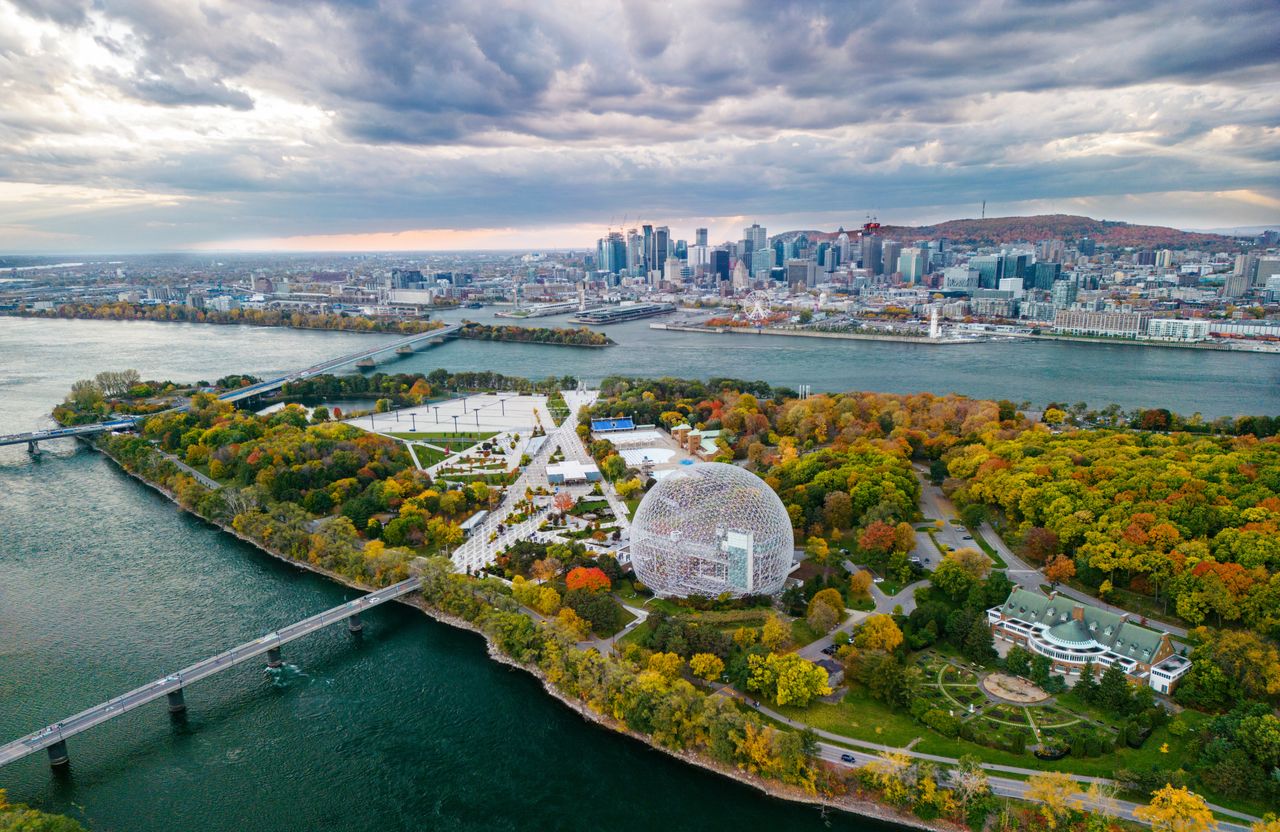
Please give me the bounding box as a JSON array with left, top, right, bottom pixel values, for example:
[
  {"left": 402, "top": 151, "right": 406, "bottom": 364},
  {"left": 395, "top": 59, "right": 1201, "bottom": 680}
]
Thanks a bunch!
[
  {"left": 369, "top": 414, "right": 376, "bottom": 430},
  {"left": 410, "top": 413, "right": 417, "bottom": 431},
  {"left": 452, "top": 415, "right": 459, "bottom": 435},
  {"left": 433, "top": 406, "right": 440, "bottom": 424}
]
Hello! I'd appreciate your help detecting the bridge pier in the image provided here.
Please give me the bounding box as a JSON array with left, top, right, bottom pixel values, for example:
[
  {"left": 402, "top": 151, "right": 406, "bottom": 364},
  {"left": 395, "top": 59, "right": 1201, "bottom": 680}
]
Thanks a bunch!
[
  {"left": 348, "top": 612, "right": 363, "bottom": 634},
  {"left": 166, "top": 688, "right": 187, "bottom": 714},
  {"left": 47, "top": 739, "right": 69, "bottom": 767},
  {"left": 266, "top": 646, "right": 283, "bottom": 668},
  {"left": 27, "top": 439, "right": 40, "bottom": 455}
]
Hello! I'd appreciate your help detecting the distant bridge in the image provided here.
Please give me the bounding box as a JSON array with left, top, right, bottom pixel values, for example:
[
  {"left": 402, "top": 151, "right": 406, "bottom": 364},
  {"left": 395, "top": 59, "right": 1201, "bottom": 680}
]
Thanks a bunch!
[
  {"left": 0, "top": 323, "right": 463, "bottom": 450},
  {"left": 0, "top": 576, "right": 421, "bottom": 769}
]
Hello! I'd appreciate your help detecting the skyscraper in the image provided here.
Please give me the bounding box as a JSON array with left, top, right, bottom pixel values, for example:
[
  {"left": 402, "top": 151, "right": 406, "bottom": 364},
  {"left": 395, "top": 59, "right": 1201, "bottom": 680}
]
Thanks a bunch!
[
  {"left": 970, "top": 255, "right": 1003, "bottom": 289},
  {"left": 898, "top": 247, "right": 927, "bottom": 284},
  {"left": 751, "top": 247, "right": 774, "bottom": 280},
  {"left": 860, "top": 234, "right": 882, "bottom": 275},
  {"left": 744, "top": 223, "right": 767, "bottom": 253},
  {"left": 695, "top": 227, "right": 708, "bottom": 247},
  {"left": 596, "top": 231, "right": 626, "bottom": 274},
  {"left": 710, "top": 249, "right": 730, "bottom": 283},
  {"left": 641, "top": 224, "right": 654, "bottom": 273},
  {"left": 881, "top": 241, "right": 902, "bottom": 277}
]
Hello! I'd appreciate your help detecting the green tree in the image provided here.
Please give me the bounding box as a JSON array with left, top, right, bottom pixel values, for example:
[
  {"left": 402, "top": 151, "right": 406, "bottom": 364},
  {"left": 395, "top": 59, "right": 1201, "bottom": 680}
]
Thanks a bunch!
[
  {"left": 689, "top": 652, "right": 726, "bottom": 682},
  {"left": 747, "top": 652, "right": 832, "bottom": 707},
  {"left": 1096, "top": 662, "right": 1133, "bottom": 714}
]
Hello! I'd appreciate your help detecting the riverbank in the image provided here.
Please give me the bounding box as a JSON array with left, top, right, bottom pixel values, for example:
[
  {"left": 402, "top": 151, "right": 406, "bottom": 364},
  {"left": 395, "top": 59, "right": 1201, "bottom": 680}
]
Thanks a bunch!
[
  {"left": 82, "top": 434, "right": 952, "bottom": 832},
  {"left": 650, "top": 322, "right": 983, "bottom": 346},
  {"left": 1019, "top": 331, "right": 1280, "bottom": 353}
]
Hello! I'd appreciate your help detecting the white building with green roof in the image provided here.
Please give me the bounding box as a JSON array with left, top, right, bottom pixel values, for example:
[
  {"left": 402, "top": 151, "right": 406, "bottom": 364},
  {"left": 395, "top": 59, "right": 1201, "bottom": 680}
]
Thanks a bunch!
[{"left": 987, "top": 588, "right": 1192, "bottom": 693}]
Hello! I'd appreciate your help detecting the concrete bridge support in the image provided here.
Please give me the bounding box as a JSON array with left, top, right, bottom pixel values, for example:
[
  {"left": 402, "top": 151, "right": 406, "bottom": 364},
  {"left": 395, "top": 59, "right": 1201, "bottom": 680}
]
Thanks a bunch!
[
  {"left": 27, "top": 439, "right": 39, "bottom": 455},
  {"left": 166, "top": 688, "right": 187, "bottom": 714},
  {"left": 266, "top": 647, "right": 283, "bottom": 668},
  {"left": 348, "top": 612, "right": 363, "bottom": 634},
  {"left": 47, "top": 739, "right": 68, "bottom": 767}
]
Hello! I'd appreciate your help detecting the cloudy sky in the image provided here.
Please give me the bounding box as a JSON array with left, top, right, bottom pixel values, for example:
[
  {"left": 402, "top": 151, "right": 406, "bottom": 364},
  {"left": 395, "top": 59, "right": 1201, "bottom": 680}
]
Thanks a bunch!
[{"left": 1, "top": 0, "right": 1278, "bottom": 252}]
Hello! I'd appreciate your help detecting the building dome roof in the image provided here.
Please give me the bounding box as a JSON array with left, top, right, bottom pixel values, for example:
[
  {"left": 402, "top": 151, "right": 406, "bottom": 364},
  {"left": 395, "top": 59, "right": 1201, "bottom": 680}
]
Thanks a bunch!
[{"left": 1044, "top": 619, "right": 1094, "bottom": 648}]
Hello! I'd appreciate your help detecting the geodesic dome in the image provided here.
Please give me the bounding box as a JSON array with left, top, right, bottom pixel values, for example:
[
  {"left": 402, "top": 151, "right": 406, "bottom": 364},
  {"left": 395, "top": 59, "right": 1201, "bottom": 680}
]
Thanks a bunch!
[{"left": 629, "top": 462, "right": 794, "bottom": 598}]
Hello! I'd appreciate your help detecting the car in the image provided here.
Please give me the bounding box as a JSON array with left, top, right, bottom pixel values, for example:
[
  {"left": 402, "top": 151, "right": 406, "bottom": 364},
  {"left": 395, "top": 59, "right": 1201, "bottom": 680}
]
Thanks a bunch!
[
  {"left": 840, "top": 753, "right": 857, "bottom": 763},
  {"left": 821, "top": 645, "right": 838, "bottom": 656},
  {"left": 872, "top": 576, "right": 884, "bottom": 584}
]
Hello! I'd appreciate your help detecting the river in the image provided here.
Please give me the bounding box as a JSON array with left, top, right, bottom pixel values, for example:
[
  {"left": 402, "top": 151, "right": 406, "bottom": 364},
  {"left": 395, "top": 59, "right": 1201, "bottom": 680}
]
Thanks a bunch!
[{"left": 0, "top": 317, "right": 890, "bottom": 830}]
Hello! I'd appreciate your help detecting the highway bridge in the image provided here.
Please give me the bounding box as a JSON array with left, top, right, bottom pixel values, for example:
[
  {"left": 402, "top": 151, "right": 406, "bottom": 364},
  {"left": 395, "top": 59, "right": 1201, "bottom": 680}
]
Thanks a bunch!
[
  {"left": 0, "top": 576, "right": 421, "bottom": 769},
  {"left": 0, "top": 323, "right": 463, "bottom": 450}
]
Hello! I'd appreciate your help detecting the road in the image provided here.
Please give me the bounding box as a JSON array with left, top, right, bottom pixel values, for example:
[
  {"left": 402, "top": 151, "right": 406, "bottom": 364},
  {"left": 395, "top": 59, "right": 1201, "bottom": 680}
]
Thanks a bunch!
[
  {"left": 0, "top": 576, "right": 420, "bottom": 768},
  {"left": 813, "top": 744, "right": 1252, "bottom": 832},
  {"left": 910, "top": 464, "right": 1189, "bottom": 638},
  {"left": 734, "top": 694, "right": 1259, "bottom": 830}
]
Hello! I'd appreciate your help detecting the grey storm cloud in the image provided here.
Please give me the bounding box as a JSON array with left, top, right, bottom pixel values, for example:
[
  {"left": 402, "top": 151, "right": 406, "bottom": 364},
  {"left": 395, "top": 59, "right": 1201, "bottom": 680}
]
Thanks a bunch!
[{"left": 0, "top": 0, "right": 1278, "bottom": 250}]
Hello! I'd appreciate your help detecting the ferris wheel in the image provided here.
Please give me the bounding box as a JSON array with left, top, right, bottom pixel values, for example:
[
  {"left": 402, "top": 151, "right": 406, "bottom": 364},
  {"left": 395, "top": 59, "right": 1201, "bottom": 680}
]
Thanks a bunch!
[{"left": 742, "top": 291, "right": 772, "bottom": 324}]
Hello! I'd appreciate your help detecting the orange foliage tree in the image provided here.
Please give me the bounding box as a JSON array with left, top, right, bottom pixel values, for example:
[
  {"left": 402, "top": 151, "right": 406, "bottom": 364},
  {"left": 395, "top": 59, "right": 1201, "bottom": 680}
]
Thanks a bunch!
[{"left": 565, "top": 566, "right": 611, "bottom": 592}]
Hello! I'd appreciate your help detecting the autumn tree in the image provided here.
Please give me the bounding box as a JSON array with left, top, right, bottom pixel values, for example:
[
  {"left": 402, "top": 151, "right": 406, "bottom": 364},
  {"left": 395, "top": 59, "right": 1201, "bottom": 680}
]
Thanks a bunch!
[
  {"left": 689, "top": 653, "right": 725, "bottom": 682},
  {"left": 1022, "top": 526, "right": 1060, "bottom": 563},
  {"left": 553, "top": 490, "right": 576, "bottom": 515},
  {"left": 648, "top": 651, "right": 684, "bottom": 680},
  {"left": 854, "top": 614, "right": 904, "bottom": 653},
  {"left": 760, "top": 615, "right": 788, "bottom": 650},
  {"left": 849, "top": 570, "right": 873, "bottom": 598},
  {"left": 1045, "top": 555, "right": 1077, "bottom": 585},
  {"left": 565, "top": 566, "right": 611, "bottom": 592},
  {"left": 747, "top": 652, "right": 832, "bottom": 707},
  {"left": 1026, "top": 771, "right": 1082, "bottom": 830},
  {"left": 858, "top": 520, "right": 898, "bottom": 563},
  {"left": 1134, "top": 786, "right": 1217, "bottom": 832}
]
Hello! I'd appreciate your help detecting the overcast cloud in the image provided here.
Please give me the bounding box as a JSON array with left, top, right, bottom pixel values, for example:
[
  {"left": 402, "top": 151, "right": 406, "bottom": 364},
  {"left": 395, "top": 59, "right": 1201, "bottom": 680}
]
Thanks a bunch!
[{"left": 1, "top": 0, "right": 1277, "bottom": 251}]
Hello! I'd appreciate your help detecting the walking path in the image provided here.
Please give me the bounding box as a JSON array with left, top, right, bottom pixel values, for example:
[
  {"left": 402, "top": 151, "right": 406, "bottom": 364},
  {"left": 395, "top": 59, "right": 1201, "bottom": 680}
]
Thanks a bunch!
[{"left": 731, "top": 693, "right": 1258, "bottom": 829}]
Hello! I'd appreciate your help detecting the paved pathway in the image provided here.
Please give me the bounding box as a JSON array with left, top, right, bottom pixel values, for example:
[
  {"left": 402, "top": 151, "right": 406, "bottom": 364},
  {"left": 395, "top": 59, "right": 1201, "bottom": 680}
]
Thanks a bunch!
[
  {"left": 155, "top": 447, "right": 219, "bottom": 489},
  {"left": 910, "top": 464, "right": 1189, "bottom": 638},
  {"left": 731, "top": 693, "right": 1258, "bottom": 829}
]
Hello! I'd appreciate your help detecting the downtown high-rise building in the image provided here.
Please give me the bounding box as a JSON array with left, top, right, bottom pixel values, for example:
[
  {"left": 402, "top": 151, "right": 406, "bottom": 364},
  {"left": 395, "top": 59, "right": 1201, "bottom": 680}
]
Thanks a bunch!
[
  {"left": 695, "top": 227, "right": 708, "bottom": 247},
  {"left": 751, "top": 247, "right": 774, "bottom": 280},
  {"left": 897, "top": 247, "right": 927, "bottom": 284},
  {"left": 596, "top": 231, "right": 627, "bottom": 274},
  {"left": 881, "top": 241, "right": 903, "bottom": 277},
  {"left": 744, "top": 223, "right": 767, "bottom": 254},
  {"left": 860, "top": 234, "right": 883, "bottom": 275}
]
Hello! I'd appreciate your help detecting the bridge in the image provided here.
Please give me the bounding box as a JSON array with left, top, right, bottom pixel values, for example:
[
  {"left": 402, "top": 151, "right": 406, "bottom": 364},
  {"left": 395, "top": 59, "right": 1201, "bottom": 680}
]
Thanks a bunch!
[
  {"left": 0, "top": 322, "right": 463, "bottom": 450},
  {"left": 0, "top": 575, "right": 421, "bottom": 769}
]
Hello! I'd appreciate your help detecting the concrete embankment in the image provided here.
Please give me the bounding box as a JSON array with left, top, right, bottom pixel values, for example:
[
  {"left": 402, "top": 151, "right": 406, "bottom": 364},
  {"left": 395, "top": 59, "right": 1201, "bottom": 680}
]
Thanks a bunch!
[{"left": 651, "top": 322, "right": 981, "bottom": 346}]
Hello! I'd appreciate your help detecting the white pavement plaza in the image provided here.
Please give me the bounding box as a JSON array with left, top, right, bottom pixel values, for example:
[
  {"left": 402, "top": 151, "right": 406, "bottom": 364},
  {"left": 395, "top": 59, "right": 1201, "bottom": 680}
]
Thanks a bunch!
[
  {"left": 449, "top": 390, "right": 632, "bottom": 574},
  {"left": 348, "top": 392, "right": 553, "bottom": 437}
]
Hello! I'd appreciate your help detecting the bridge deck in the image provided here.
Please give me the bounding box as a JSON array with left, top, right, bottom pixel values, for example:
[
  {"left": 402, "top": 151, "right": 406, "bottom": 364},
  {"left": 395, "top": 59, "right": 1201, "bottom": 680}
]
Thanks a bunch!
[{"left": 0, "top": 576, "right": 420, "bottom": 768}]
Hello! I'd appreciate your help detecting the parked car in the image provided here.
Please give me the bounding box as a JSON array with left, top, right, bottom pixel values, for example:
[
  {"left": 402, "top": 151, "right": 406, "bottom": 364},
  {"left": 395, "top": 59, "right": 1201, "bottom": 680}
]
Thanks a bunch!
[{"left": 840, "top": 753, "right": 857, "bottom": 763}]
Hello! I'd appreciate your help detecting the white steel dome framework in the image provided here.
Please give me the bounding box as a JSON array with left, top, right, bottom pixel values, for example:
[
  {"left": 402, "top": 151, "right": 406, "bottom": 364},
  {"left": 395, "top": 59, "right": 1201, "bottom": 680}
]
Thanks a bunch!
[{"left": 629, "top": 462, "right": 794, "bottom": 598}]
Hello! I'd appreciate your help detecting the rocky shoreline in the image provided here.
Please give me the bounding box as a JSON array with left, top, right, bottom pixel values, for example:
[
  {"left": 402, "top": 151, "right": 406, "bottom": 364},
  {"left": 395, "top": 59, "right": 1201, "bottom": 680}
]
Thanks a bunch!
[{"left": 86, "top": 436, "right": 955, "bottom": 832}]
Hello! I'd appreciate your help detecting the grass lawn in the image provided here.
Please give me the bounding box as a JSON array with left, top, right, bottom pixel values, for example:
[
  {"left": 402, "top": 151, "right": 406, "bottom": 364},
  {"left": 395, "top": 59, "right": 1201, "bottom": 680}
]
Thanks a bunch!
[
  {"left": 966, "top": 527, "right": 1008, "bottom": 568},
  {"left": 624, "top": 495, "right": 642, "bottom": 519},
  {"left": 790, "top": 618, "right": 835, "bottom": 647},
  {"left": 406, "top": 444, "right": 448, "bottom": 466}
]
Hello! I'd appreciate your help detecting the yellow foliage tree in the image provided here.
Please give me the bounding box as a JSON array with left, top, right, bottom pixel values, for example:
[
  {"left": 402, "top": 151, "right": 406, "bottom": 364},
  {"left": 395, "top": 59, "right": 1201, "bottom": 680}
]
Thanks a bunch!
[
  {"left": 1025, "top": 771, "right": 1082, "bottom": 830},
  {"left": 1134, "top": 785, "right": 1217, "bottom": 832},
  {"left": 854, "top": 614, "right": 904, "bottom": 652},
  {"left": 648, "top": 651, "right": 684, "bottom": 680},
  {"left": 689, "top": 653, "right": 725, "bottom": 682},
  {"left": 760, "top": 615, "right": 788, "bottom": 650}
]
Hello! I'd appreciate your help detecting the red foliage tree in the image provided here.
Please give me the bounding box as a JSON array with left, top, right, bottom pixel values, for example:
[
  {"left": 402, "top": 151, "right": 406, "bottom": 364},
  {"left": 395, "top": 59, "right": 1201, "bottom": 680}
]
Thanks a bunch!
[
  {"left": 858, "top": 521, "right": 897, "bottom": 557},
  {"left": 565, "top": 566, "right": 611, "bottom": 592}
]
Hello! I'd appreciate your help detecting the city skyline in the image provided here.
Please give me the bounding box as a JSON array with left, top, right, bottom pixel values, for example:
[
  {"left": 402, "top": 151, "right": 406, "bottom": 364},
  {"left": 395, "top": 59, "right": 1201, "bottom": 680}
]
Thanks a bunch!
[{"left": 1, "top": 0, "right": 1278, "bottom": 253}]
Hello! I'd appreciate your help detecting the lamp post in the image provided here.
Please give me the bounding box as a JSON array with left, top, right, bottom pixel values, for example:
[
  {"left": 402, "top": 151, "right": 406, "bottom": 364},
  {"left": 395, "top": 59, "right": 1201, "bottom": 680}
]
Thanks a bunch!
[
  {"left": 433, "top": 406, "right": 440, "bottom": 424},
  {"left": 410, "top": 413, "right": 417, "bottom": 431},
  {"left": 369, "top": 414, "right": 375, "bottom": 430},
  {"left": 452, "top": 415, "right": 459, "bottom": 436}
]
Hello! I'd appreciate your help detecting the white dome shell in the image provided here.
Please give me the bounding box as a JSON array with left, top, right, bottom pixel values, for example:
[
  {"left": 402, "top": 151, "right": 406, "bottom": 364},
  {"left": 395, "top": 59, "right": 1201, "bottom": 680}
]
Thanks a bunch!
[{"left": 629, "top": 462, "right": 794, "bottom": 598}]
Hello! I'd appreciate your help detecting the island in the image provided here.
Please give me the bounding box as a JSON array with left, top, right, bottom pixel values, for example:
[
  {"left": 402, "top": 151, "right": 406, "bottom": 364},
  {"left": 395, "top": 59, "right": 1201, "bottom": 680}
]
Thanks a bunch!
[{"left": 31, "top": 370, "right": 1280, "bottom": 832}]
